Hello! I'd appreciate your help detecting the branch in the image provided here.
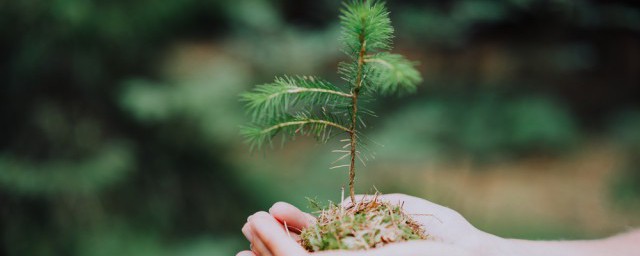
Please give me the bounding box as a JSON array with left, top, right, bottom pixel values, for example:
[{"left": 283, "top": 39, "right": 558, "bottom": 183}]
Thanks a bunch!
[
  {"left": 266, "top": 87, "right": 352, "bottom": 100},
  {"left": 241, "top": 112, "right": 352, "bottom": 151},
  {"left": 241, "top": 76, "right": 351, "bottom": 121},
  {"left": 364, "top": 53, "right": 422, "bottom": 95},
  {"left": 364, "top": 56, "right": 393, "bottom": 68},
  {"left": 259, "top": 119, "right": 351, "bottom": 134}
]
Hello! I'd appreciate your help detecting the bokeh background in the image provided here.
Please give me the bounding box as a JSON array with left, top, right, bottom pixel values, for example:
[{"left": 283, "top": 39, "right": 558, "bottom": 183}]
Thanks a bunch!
[{"left": 1, "top": 0, "right": 640, "bottom": 255}]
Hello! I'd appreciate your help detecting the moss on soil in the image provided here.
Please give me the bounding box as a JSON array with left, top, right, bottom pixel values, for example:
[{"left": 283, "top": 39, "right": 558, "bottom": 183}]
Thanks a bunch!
[{"left": 300, "top": 196, "right": 428, "bottom": 252}]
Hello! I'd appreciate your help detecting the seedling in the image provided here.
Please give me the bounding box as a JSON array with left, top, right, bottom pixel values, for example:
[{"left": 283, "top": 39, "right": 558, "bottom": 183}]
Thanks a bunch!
[{"left": 241, "top": 0, "right": 426, "bottom": 251}]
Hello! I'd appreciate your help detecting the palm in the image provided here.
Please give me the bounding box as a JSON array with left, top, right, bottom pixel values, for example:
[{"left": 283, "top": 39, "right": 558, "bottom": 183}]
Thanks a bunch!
[
  {"left": 369, "top": 194, "right": 483, "bottom": 248},
  {"left": 238, "top": 194, "right": 488, "bottom": 256}
]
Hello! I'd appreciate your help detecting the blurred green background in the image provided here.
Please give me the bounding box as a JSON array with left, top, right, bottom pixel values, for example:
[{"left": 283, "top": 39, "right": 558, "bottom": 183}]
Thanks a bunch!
[{"left": 1, "top": 0, "right": 639, "bottom": 255}]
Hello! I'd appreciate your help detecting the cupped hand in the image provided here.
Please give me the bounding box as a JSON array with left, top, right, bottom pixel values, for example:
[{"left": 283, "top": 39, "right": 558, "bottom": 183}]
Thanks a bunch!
[{"left": 237, "top": 194, "right": 501, "bottom": 256}]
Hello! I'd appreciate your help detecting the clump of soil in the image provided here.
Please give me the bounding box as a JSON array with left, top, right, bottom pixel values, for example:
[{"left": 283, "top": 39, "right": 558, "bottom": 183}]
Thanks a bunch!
[{"left": 300, "top": 195, "right": 428, "bottom": 252}]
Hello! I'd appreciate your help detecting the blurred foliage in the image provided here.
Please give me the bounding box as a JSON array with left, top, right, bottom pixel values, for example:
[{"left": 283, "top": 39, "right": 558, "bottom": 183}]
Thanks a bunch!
[
  {"left": 0, "top": 143, "right": 132, "bottom": 196},
  {"left": 120, "top": 57, "right": 249, "bottom": 144},
  {"left": 609, "top": 110, "right": 640, "bottom": 208},
  {"left": 374, "top": 93, "right": 578, "bottom": 164},
  {"left": 0, "top": 0, "right": 639, "bottom": 255},
  {"left": 397, "top": 0, "right": 640, "bottom": 46}
]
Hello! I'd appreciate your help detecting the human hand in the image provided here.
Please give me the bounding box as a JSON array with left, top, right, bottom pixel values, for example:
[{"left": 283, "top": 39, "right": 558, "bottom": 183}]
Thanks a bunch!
[{"left": 237, "top": 193, "right": 503, "bottom": 256}]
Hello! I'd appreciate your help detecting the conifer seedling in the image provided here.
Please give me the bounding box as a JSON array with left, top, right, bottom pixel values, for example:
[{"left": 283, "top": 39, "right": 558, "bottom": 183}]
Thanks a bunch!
[{"left": 241, "top": 0, "right": 427, "bottom": 251}]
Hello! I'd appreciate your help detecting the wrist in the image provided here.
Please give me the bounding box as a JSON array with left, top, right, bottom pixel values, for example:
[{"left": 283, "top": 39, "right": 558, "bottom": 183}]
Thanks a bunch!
[{"left": 490, "top": 237, "right": 611, "bottom": 256}]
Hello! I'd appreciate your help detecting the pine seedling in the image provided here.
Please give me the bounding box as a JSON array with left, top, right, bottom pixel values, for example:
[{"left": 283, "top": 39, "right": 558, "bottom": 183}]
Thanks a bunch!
[
  {"left": 241, "top": 0, "right": 426, "bottom": 251},
  {"left": 241, "top": 0, "right": 421, "bottom": 203}
]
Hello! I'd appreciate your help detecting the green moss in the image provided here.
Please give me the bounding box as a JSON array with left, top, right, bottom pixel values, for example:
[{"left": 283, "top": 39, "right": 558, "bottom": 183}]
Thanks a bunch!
[{"left": 300, "top": 197, "right": 428, "bottom": 252}]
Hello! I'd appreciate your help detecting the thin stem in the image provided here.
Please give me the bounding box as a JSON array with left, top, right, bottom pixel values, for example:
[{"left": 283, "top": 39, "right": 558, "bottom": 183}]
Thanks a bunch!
[
  {"left": 349, "top": 21, "right": 368, "bottom": 203},
  {"left": 259, "top": 119, "right": 350, "bottom": 134}
]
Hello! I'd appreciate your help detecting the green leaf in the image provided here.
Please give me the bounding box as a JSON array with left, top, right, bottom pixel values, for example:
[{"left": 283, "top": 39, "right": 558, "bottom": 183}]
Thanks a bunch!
[{"left": 365, "top": 53, "right": 422, "bottom": 95}]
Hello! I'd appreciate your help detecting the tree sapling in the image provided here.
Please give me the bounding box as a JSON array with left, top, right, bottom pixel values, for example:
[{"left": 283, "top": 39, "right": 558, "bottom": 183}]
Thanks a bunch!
[{"left": 241, "top": 0, "right": 426, "bottom": 251}]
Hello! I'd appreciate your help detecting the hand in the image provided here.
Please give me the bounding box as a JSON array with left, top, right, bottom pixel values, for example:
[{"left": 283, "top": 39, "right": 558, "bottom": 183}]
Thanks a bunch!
[
  {"left": 237, "top": 194, "right": 640, "bottom": 256},
  {"left": 237, "top": 194, "right": 501, "bottom": 256}
]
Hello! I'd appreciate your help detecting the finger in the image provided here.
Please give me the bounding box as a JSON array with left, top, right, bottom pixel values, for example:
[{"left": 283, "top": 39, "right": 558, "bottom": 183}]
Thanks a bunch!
[
  {"left": 236, "top": 250, "right": 257, "bottom": 256},
  {"left": 315, "top": 241, "right": 471, "bottom": 256},
  {"left": 242, "top": 222, "right": 253, "bottom": 242},
  {"left": 244, "top": 215, "right": 271, "bottom": 256},
  {"left": 246, "top": 212, "right": 301, "bottom": 245},
  {"left": 249, "top": 211, "right": 307, "bottom": 256},
  {"left": 250, "top": 227, "right": 272, "bottom": 256},
  {"left": 269, "top": 202, "right": 316, "bottom": 232}
]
